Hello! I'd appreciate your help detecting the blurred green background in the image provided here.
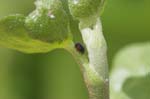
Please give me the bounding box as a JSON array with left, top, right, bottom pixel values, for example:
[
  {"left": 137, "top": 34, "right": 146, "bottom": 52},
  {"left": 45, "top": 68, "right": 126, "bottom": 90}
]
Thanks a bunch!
[{"left": 0, "top": 0, "right": 150, "bottom": 99}]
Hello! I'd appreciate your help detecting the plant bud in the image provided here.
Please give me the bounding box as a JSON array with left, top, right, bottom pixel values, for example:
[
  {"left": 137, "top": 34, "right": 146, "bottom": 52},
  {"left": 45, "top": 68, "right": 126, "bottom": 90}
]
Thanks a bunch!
[{"left": 69, "top": 0, "right": 104, "bottom": 19}]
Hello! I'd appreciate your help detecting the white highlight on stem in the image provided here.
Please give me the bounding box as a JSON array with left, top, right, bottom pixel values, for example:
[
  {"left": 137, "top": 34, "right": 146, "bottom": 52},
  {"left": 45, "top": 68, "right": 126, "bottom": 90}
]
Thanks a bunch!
[{"left": 80, "top": 18, "right": 108, "bottom": 80}]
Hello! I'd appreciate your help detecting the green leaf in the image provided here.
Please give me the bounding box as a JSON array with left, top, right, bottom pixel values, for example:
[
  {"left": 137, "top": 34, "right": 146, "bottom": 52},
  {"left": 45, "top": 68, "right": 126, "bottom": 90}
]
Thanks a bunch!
[
  {"left": 26, "top": 0, "right": 70, "bottom": 43},
  {"left": 110, "top": 43, "right": 150, "bottom": 99},
  {"left": 0, "top": 15, "right": 70, "bottom": 53},
  {"left": 68, "top": 0, "right": 105, "bottom": 28},
  {"left": 68, "top": 0, "right": 102, "bottom": 19}
]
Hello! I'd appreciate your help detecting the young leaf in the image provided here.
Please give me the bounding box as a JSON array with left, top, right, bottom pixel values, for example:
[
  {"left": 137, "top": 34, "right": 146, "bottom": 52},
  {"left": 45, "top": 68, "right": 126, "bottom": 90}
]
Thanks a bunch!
[
  {"left": 0, "top": 15, "right": 70, "bottom": 53},
  {"left": 68, "top": 0, "right": 105, "bottom": 28},
  {"left": 68, "top": 0, "right": 103, "bottom": 19},
  {"left": 25, "top": 0, "right": 69, "bottom": 43}
]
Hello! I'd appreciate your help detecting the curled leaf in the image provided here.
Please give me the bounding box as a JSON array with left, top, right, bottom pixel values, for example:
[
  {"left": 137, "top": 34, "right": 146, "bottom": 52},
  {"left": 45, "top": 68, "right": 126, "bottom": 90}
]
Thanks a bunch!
[
  {"left": 68, "top": 0, "right": 105, "bottom": 28},
  {"left": 0, "top": 15, "right": 70, "bottom": 53},
  {"left": 68, "top": 0, "right": 103, "bottom": 19},
  {"left": 25, "top": 0, "right": 69, "bottom": 43}
]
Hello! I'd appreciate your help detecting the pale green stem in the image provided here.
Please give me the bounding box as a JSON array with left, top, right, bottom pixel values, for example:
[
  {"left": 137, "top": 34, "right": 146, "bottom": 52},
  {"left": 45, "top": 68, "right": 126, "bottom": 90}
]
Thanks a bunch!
[{"left": 65, "top": 18, "right": 109, "bottom": 99}]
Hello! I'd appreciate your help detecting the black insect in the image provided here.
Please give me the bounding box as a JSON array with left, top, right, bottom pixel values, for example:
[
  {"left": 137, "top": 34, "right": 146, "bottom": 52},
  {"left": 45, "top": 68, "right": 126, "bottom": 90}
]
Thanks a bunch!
[{"left": 75, "top": 43, "right": 85, "bottom": 54}]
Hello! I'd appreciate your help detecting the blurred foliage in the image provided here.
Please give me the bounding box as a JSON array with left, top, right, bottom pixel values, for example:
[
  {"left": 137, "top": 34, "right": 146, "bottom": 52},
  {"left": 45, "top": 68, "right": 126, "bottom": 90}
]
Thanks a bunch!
[
  {"left": 0, "top": 0, "right": 150, "bottom": 99},
  {"left": 123, "top": 76, "right": 150, "bottom": 99},
  {"left": 110, "top": 43, "right": 150, "bottom": 99}
]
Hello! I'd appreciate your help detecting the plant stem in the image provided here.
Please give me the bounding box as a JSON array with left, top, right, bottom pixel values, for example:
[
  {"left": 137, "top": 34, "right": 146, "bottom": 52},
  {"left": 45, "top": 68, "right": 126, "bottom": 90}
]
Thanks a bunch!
[{"left": 65, "top": 18, "right": 109, "bottom": 99}]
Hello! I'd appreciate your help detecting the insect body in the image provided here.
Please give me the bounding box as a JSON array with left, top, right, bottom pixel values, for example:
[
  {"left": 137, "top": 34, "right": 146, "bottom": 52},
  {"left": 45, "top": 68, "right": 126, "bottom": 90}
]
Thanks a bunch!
[{"left": 75, "top": 43, "right": 85, "bottom": 54}]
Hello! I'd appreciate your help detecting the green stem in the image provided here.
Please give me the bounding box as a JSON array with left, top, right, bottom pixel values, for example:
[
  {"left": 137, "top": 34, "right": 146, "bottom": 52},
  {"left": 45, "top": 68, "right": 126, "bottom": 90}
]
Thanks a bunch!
[{"left": 65, "top": 18, "right": 109, "bottom": 99}]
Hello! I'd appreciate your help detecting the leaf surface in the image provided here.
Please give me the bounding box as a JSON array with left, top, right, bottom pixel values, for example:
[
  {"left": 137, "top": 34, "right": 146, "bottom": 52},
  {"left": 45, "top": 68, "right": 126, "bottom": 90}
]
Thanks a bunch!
[{"left": 0, "top": 15, "right": 68, "bottom": 53}]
